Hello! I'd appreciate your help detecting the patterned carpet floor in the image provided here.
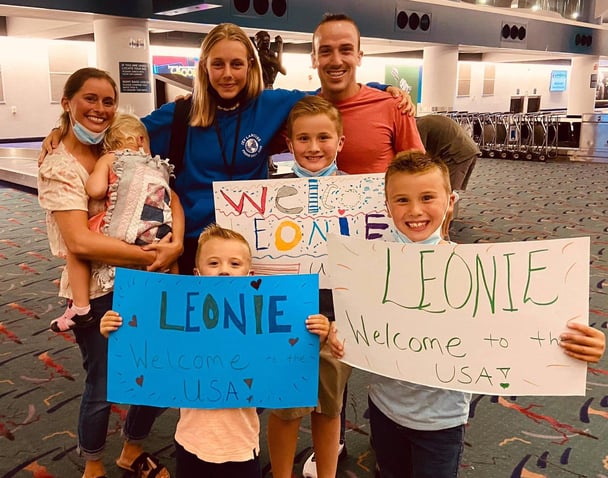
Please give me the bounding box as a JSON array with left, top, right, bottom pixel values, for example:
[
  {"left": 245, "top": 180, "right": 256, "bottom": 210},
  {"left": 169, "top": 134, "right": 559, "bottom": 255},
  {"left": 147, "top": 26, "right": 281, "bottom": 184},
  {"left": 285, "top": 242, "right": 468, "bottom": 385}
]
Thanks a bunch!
[{"left": 0, "top": 157, "right": 607, "bottom": 478}]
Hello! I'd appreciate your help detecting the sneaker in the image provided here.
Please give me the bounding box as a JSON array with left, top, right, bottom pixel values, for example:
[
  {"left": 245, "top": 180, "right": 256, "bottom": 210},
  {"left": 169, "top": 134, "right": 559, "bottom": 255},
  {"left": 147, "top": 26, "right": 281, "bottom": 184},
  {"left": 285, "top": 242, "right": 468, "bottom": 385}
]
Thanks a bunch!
[
  {"left": 302, "top": 442, "right": 347, "bottom": 478},
  {"left": 50, "top": 304, "right": 94, "bottom": 333}
]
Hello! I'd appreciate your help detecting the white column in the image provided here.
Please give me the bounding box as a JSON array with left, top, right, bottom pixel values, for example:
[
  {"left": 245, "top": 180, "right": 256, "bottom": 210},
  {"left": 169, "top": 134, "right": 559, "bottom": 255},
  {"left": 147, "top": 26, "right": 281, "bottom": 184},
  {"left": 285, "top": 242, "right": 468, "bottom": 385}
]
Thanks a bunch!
[
  {"left": 93, "top": 18, "right": 154, "bottom": 117},
  {"left": 567, "top": 55, "right": 599, "bottom": 115},
  {"left": 420, "top": 45, "right": 458, "bottom": 114}
]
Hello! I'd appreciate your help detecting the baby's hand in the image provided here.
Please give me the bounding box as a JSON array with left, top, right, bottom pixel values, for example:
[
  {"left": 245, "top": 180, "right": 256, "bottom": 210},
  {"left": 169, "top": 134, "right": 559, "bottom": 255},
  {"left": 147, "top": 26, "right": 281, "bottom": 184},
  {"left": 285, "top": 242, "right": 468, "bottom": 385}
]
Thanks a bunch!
[
  {"left": 306, "top": 314, "right": 330, "bottom": 344},
  {"left": 560, "top": 321, "right": 606, "bottom": 364},
  {"left": 100, "top": 310, "right": 123, "bottom": 338},
  {"left": 328, "top": 325, "right": 345, "bottom": 359}
]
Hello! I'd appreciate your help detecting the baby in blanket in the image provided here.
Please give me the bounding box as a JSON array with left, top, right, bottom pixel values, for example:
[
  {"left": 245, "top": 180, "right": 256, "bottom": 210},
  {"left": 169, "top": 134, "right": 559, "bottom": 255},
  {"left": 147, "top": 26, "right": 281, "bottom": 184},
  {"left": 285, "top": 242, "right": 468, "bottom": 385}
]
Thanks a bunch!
[{"left": 50, "top": 113, "right": 183, "bottom": 333}]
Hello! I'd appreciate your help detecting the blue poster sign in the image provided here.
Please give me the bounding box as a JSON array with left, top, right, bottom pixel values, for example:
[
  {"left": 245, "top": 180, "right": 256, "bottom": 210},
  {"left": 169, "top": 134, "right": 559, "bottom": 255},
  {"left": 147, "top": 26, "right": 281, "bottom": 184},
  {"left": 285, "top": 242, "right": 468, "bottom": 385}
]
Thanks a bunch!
[
  {"left": 108, "top": 268, "right": 320, "bottom": 409},
  {"left": 550, "top": 70, "right": 568, "bottom": 92}
]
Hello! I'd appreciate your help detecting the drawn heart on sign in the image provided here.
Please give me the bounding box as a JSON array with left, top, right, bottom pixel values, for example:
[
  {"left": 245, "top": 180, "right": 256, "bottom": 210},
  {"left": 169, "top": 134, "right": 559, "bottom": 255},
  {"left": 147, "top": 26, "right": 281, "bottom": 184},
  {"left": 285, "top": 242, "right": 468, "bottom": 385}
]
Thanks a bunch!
[
  {"left": 244, "top": 378, "right": 253, "bottom": 389},
  {"left": 500, "top": 383, "right": 510, "bottom": 389},
  {"left": 288, "top": 338, "right": 299, "bottom": 346},
  {"left": 129, "top": 315, "right": 138, "bottom": 327},
  {"left": 136, "top": 375, "right": 144, "bottom": 387},
  {"left": 250, "top": 278, "right": 262, "bottom": 290},
  {"left": 338, "top": 209, "right": 346, "bottom": 215}
]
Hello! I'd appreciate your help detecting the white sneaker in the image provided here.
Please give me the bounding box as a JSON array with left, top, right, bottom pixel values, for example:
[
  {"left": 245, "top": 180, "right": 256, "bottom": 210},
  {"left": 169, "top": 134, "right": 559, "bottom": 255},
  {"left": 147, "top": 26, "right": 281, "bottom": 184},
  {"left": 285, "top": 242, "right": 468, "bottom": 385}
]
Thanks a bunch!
[{"left": 302, "top": 442, "right": 346, "bottom": 478}]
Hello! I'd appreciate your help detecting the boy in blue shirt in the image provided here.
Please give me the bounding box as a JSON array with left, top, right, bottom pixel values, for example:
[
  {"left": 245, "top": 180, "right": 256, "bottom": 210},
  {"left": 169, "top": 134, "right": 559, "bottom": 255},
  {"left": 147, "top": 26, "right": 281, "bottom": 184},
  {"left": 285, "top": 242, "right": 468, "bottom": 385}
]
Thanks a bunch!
[{"left": 330, "top": 151, "right": 606, "bottom": 478}]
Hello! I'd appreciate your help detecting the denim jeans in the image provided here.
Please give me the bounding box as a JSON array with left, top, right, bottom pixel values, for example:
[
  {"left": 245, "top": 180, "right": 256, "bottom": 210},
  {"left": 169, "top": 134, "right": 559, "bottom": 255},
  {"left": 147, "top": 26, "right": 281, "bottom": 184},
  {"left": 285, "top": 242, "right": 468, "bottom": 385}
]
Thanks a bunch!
[
  {"left": 73, "top": 293, "right": 113, "bottom": 460},
  {"left": 123, "top": 404, "right": 166, "bottom": 442},
  {"left": 369, "top": 397, "right": 464, "bottom": 478},
  {"left": 74, "top": 292, "right": 164, "bottom": 460}
]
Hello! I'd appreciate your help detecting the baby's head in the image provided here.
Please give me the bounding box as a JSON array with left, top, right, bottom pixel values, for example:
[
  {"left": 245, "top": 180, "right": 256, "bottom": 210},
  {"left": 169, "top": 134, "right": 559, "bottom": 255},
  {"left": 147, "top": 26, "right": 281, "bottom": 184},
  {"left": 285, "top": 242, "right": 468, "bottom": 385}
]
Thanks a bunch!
[
  {"left": 385, "top": 151, "right": 454, "bottom": 243},
  {"left": 102, "top": 113, "right": 150, "bottom": 153},
  {"left": 194, "top": 224, "right": 252, "bottom": 277},
  {"left": 286, "top": 96, "right": 345, "bottom": 176}
]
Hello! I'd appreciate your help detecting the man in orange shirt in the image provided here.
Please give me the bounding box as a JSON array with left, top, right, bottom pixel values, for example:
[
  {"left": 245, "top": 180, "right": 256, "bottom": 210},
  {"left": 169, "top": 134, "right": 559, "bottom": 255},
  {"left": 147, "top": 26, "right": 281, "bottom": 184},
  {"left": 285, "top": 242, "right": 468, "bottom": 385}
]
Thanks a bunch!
[{"left": 313, "top": 13, "right": 424, "bottom": 174}]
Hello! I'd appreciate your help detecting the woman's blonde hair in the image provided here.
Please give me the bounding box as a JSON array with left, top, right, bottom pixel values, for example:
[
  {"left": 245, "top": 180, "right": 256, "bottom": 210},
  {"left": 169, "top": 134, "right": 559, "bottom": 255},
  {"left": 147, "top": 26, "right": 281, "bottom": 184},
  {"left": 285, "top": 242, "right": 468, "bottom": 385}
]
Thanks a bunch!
[
  {"left": 190, "top": 23, "right": 264, "bottom": 128},
  {"left": 102, "top": 113, "right": 148, "bottom": 152}
]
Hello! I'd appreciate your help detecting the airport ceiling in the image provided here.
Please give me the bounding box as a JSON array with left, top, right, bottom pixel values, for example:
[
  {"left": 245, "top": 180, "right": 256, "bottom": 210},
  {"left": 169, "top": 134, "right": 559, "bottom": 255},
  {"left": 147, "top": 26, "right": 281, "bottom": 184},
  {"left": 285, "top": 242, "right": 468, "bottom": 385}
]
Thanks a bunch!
[{"left": 0, "top": 1, "right": 602, "bottom": 63}]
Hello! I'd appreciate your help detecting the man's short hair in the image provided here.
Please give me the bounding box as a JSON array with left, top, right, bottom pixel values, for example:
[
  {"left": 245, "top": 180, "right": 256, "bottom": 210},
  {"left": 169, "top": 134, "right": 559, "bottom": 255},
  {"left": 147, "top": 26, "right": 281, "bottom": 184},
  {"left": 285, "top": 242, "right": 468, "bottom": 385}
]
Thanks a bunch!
[{"left": 313, "top": 12, "right": 361, "bottom": 51}]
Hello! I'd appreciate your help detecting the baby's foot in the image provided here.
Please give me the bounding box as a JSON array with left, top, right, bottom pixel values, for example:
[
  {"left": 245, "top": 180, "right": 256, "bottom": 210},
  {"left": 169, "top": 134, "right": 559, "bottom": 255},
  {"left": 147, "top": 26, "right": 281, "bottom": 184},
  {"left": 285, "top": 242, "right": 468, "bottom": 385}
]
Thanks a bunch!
[{"left": 50, "top": 304, "right": 94, "bottom": 332}]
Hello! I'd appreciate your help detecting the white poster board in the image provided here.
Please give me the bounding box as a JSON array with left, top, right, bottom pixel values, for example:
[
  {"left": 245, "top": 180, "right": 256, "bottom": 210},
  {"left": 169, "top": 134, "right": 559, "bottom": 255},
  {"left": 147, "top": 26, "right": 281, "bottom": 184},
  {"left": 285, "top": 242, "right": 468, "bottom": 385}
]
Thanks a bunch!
[
  {"left": 327, "top": 234, "right": 590, "bottom": 396},
  {"left": 213, "top": 174, "right": 394, "bottom": 287}
]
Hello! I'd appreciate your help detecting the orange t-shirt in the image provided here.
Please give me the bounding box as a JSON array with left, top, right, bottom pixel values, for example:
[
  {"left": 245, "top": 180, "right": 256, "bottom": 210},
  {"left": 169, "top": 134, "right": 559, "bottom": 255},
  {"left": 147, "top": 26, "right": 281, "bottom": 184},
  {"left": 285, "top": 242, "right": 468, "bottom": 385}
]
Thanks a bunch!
[{"left": 323, "top": 85, "right": 425, "bottom": 174}]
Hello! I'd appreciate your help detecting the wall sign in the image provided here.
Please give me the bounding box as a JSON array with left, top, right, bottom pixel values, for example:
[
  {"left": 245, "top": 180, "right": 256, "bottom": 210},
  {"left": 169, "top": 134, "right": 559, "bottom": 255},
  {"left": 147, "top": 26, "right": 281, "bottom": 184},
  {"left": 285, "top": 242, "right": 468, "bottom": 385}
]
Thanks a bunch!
[{"left": 119, "top": 61, "right": 151, "bottom": 93}]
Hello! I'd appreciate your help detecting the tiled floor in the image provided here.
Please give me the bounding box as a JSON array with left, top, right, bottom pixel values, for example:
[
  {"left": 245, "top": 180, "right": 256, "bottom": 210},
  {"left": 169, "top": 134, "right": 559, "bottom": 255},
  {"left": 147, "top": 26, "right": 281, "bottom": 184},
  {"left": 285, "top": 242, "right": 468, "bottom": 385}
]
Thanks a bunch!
[{"left": 2, "top": 158, "right": 608, "bottom": 478}]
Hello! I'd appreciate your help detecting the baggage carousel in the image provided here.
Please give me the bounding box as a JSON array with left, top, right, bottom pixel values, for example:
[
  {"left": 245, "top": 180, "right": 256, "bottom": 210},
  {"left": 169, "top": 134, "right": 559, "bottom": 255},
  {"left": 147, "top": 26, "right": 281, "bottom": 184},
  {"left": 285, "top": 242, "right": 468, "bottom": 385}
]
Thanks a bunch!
[{"left": 0, "top": 146, "right": 39, "bottom": 189}]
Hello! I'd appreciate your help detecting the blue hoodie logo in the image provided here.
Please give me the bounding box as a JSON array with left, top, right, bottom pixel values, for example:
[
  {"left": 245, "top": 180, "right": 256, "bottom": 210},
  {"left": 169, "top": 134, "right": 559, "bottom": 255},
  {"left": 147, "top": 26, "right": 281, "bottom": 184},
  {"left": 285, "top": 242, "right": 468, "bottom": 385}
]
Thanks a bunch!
[{"left": 242, "top": 134, "right": 262, "bottom": 158}]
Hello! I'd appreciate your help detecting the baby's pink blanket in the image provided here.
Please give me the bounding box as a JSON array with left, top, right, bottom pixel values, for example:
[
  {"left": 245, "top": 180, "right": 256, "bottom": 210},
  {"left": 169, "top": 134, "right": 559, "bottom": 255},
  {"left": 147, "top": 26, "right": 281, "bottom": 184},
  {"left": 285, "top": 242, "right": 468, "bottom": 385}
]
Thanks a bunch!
[{"left": 94, "top": 150, "right": 174, "bottom": 289}]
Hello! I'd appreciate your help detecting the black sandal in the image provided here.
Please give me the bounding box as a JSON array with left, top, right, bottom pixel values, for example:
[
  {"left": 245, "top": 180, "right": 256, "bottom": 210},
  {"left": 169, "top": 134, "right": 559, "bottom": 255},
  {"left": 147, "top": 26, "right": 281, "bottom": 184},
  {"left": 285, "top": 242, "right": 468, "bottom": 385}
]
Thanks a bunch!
[{"left": 121, "top": 452, "right": 169, "bottom": 478}]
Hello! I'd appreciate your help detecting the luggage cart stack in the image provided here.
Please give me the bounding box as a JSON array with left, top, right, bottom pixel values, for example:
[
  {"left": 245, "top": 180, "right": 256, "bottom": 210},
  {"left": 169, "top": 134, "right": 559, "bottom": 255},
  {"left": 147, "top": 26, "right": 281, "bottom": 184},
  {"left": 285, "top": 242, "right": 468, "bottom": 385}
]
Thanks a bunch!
[
  {"left": 484, "top": 113, "right": 511, "bottom": 159},
  {"left": 520, "top": 112, "right": 559, "bottom": 161},
  {"left": 480, "top": 113, "right": 499, "bottom": 158},
  {"left": 476, "top": 111, "right": 558, "bottom": 161}
]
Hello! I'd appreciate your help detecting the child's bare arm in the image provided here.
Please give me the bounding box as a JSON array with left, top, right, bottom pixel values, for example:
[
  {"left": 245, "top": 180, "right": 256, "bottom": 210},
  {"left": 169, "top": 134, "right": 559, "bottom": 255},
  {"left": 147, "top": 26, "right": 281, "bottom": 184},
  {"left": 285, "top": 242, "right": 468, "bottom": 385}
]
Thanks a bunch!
[
  {"left": 144, "top": 191, "right": 184, "bottom": 272},
  {"left": 560, "top": 321, "right": 606, "bottom": 363},
  {"left": 328, "top": 325, "right": 345, "bottom": 359},
  {"left": 169, "top": 190, "right": 185, "bottom": 250},
  {"left": 306, "top": 314, "right": 330, "bottom": 345},
  {"left": 100, "top": 310, "right": 123, "bottom": 338},
  {"left": 86, "top": 153, "right": 114, "bottom": 199}
]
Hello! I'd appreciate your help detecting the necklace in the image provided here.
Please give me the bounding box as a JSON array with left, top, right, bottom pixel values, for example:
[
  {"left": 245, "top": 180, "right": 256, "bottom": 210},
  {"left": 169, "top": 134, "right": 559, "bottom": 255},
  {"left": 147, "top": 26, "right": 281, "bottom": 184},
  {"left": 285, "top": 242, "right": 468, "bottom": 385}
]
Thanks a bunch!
[{"left": 217, "top": 103, "right": 240, "bottom": 112}]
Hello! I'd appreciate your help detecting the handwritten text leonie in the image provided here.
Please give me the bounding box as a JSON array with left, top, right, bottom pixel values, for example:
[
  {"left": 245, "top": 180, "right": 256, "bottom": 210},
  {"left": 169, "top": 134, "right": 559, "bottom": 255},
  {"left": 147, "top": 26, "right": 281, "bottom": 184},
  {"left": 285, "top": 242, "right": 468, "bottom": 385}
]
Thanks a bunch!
[
  {"left": 213, "top": 174, "right": 393, "bottom": 287},
  {"left": 327, "top": 235, "right": 590, "bottom": 396},
  {"left": 107, "top": 269, "right": 320, "bottom": 409}
]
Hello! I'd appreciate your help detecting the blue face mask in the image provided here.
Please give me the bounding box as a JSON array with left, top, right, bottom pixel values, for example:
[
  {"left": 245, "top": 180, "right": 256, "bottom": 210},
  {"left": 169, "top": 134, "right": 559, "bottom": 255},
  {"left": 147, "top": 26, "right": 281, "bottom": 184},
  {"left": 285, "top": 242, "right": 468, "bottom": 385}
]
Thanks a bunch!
[
  {"left": 393, "top": 226, "right": 443, "bottom": 245},
  {"left": 292, "top": 159, "right": 338, "bottom": 178},
  {"left": 391, "top": 196, "right": 451, "bottom": 245},
  {"left": 70, "top": 114, "right": 107, "bottom": 145}
]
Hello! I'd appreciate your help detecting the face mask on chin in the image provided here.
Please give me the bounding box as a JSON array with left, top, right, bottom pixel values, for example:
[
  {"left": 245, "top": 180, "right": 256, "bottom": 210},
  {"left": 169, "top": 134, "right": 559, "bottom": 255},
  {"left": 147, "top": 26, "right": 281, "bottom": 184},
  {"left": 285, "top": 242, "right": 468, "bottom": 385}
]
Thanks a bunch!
[
  {"left": 292, "top": 159, "right": 338, "bottom": 178},
  {"left": 391, "top": 195, "right": 451, "bottom": 245},
  {"left": 290, "top": 146, "right": 342, "bottom": 178},
  {"left": 68, "top": 111, "right": 107, "bottom": 145},
  {"left": 393, "top": 224, "right": 443, "bottom": 245}
]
